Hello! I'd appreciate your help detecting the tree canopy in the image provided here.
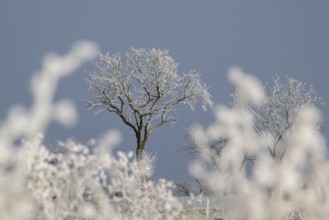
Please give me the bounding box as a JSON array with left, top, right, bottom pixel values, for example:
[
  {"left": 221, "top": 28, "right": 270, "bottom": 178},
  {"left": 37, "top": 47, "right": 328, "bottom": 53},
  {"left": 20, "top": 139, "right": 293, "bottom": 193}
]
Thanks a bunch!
[{"left": 87, "top": 48, "right": 213, "bottom": 161}]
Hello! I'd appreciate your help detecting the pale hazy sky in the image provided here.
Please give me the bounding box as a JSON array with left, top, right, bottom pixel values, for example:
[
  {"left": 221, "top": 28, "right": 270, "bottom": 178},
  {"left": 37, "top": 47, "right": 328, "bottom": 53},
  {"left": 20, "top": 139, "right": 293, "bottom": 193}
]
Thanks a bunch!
[{"left": 1, "top": 1, "right": 328, "bottom": 181}]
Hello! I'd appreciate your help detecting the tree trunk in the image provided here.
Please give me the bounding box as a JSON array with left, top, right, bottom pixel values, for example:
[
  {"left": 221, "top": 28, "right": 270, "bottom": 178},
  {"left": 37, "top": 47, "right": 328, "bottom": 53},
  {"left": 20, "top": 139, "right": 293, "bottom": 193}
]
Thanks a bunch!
[
  {"left": 135, "top": 126, "right": 149, "bottom": 160},
  {"left": 136, "top": 143, "right": 144, "bottom": 162},
  {"left": 136, "top": 139, "right": 150, "bottom": 189}
]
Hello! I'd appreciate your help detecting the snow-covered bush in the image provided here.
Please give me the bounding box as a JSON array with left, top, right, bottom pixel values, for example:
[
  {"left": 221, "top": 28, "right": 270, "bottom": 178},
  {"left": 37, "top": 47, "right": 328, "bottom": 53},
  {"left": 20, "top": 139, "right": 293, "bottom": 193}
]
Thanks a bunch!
[
  {"left": 189, "top": 67, "right": 328, "bottom": 220},
  {"left": 0, "top": 40, "right": 98, "bottom": 220},
  {"left": 20, "top": 133, "right": 182, "bottom": 220}
]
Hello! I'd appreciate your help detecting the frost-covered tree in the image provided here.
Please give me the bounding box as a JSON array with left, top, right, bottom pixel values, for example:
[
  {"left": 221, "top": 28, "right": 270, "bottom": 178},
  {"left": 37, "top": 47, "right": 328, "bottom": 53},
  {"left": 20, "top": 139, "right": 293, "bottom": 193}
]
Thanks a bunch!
[
  {"left": 188, "top": 69, "right": 329, "bottom": 220},
  {"left": 238, "top": 76, "right": 322, "bottom": 162},
  {"left": 87, "top": 48, "right": 213, "bottom": 162},
  {"left": 185, "top": 71, "right": 322, "bottom": 171}
]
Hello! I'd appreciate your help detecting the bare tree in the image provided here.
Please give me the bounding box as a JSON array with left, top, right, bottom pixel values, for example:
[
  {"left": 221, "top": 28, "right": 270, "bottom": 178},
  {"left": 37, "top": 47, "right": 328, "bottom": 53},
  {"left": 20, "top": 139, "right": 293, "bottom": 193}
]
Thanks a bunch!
[
  {"left": 182, "top": 136, "right": 228, "bottom": 172},
  {"left": 244, "top": 76, "right": 322, "bottom": 162},
  {"left": 175, "top": 179, "right": 203, "bottom": 196},
  {"left": 87, "top": 48, "right": 213, "bottom": 162},
  {"left": 184, "top": 76, "right": 322, "bottom": 172}
]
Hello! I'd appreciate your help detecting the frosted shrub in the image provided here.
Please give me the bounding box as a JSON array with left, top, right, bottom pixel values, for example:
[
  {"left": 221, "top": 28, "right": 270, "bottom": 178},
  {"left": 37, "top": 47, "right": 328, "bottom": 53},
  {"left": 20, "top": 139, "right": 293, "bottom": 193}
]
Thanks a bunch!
[
  {"left": 98, "top": 149, "right": 183, "bottom": 220},
  {"left": 189, "top": 67, "right": 328, "bottom": 220},
  {"left": 0, "top": 41, "right": 97, "bottom": 220},
  {"left": 20, "top": 134, "right": 118, "bottom": 220},
  {"left": 20, "top": 133, "right": 182, "bottom": 220}
]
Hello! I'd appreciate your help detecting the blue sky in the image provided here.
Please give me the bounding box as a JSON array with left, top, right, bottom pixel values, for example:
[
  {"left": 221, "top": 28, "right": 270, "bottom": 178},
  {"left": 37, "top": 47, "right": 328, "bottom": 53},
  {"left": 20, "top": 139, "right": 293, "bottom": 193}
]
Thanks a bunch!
[{"left": 1, "top": 1, "right": 328, "bottom": 181}]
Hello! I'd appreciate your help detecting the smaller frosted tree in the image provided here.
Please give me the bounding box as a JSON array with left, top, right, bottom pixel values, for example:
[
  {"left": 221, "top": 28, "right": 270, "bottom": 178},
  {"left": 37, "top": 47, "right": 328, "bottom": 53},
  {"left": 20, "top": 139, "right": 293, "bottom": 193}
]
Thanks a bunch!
[
  {"left": 187, "top": 70, "right": 328, "bottom": 220},
  {"left": 244, "top": 76, "right": 322, "bottom": 161},
  {"left": 184, "top": 73, "right": 322, "bottom": 173},
  {"left": 87, "top": 48, "right": 213, "bottom": 162}
]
